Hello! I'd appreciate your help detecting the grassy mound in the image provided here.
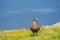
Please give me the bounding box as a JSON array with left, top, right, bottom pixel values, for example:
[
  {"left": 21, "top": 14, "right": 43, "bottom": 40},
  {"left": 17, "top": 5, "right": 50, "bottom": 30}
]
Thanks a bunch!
[{"left": 0, "top": 26, "right": 60, "bottom": 40}]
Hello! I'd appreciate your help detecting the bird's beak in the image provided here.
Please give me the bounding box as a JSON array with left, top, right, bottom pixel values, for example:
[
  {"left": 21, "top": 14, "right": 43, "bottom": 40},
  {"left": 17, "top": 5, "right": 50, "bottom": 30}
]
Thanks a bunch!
[{"left": 35, "top": 18, "right": 37, "bottom": 21}]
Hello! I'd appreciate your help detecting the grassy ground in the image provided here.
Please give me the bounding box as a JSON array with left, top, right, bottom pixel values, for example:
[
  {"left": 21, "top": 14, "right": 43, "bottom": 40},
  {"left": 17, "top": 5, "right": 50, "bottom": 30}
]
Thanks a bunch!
[{"left": 0, "top": 26, "right": 60, "bottom": 40}]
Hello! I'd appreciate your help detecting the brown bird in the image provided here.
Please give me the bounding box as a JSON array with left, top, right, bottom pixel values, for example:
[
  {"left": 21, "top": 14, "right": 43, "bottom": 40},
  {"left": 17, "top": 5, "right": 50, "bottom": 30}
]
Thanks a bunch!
[{"left": 30, "top": 18, "right": 40, "bottom": 36}]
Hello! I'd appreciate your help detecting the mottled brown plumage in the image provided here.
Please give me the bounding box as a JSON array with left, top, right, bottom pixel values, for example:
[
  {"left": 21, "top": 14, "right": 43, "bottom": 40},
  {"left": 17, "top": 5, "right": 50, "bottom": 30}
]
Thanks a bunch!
[{"left": 30, "top": 18, "right": 40, "bottom": 35}]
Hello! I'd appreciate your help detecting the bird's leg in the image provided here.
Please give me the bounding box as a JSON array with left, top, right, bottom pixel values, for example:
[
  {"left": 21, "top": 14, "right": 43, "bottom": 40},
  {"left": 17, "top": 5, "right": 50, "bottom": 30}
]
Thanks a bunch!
[
  {"left": 33, "top": 32, "right": 38, "bottom": 36},
  {"left": 35, "top": 32, "right": 38, "bottom": 36},
  {"left": 33, "top": 32, "right": 35, "bottom": 36}
]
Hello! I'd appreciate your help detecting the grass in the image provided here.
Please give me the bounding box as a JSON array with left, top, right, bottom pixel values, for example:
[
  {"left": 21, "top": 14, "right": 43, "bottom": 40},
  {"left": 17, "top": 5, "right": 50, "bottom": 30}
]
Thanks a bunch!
[{"left": 0, "top": 26, "right": 60, "bottom": 40}]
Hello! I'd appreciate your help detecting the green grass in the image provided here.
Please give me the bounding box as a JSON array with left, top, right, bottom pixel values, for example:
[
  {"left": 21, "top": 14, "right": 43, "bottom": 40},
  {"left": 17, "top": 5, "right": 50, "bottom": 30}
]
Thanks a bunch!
[{"left": 0, "top": 26, "right": 60, "bottom": 40}]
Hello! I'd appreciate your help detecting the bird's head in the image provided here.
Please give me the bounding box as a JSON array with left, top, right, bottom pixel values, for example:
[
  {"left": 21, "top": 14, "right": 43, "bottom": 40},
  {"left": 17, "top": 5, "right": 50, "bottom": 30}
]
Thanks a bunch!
[{"left": 33, "top": 18, "right": 37, "bottom": 22}]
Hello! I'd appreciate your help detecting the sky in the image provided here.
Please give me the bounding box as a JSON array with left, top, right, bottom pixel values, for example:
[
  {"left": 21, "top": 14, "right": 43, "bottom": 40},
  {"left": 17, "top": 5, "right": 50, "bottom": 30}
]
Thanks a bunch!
[{"left": 0, "top": 0, "right": 60, "bottom": 30}]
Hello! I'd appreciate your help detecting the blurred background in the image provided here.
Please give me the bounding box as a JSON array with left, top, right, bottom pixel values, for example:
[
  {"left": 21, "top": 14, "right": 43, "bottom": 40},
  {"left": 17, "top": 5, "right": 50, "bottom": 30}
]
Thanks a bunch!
[{"left": 0, "top": 0, "right": 60, "bottom": 30}]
